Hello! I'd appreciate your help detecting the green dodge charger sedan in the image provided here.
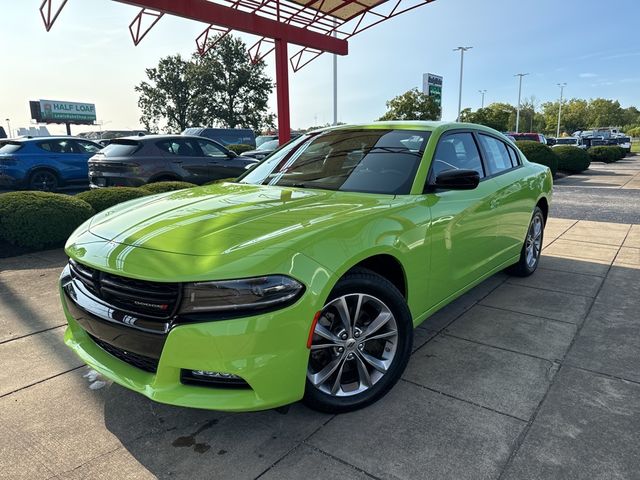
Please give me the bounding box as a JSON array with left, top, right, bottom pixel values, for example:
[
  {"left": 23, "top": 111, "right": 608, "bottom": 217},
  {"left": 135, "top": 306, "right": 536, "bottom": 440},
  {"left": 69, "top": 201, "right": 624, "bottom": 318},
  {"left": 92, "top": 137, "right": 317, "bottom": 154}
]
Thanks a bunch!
[{"left": 60, "top": 121, "right": 552, "bottom": 413}]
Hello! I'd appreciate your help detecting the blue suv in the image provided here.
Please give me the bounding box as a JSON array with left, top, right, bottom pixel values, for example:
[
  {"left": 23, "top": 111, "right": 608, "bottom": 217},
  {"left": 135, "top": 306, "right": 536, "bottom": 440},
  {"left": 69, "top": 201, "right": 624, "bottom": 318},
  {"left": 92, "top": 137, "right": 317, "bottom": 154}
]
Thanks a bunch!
[{"left": 0, "top": 137, "right": 102, "bottom": 191}]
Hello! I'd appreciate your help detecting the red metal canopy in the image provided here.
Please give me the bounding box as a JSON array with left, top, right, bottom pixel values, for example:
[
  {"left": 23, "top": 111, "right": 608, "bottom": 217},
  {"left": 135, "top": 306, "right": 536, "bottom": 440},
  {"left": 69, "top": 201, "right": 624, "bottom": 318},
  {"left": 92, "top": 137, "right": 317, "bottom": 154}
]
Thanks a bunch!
[{"left": 40, "top": 0, "right": 436, "bottom": 143}]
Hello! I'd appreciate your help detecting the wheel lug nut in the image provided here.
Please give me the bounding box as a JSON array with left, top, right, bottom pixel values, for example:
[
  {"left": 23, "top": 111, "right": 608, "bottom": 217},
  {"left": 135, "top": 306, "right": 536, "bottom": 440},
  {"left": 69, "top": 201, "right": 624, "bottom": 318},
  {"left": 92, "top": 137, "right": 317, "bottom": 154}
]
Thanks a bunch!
[
  {"left": 337, "top": 347, "right": 344, "bottom": 353},
  {"left": 354, "top": 332, "right": 360, "bottom": 338},
  {"left": 341, "top": 333, "right": 348, "bottom": 340},
  {"left": 347, "top": 353, "right": 354, "bottom": 360},
  {"left": 358, "top": 343, "right": 364, "bottom": 350}
]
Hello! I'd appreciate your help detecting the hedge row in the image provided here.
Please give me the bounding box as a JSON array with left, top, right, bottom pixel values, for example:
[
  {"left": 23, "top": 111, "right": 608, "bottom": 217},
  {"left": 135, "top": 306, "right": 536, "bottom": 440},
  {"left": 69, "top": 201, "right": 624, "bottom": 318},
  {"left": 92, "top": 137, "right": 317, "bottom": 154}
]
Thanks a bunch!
[
  {"left": 0, "top": 181, "right": 199, "bottom": 252},
  {"left": 226, "top": 143, "right": 253, "bottom": 154},
  {"left": 553, "top": 146, "right": 591, "bottom": 173},
  {"left": 588, "top": 145, "right": 627, "bottom": 163},
  {"left": 515, "top": 141, "right": 559, "bottom": 176},
  {"left": 516, "top": 142, "right": 627, "bottom": 174}
]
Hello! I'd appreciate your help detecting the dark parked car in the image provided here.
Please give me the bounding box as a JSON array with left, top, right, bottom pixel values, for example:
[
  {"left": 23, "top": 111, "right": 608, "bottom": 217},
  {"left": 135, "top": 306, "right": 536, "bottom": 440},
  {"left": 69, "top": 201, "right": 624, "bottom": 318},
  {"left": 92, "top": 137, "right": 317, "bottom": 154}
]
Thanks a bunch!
[
  {"left": 182, "top": 127, "right": 256, "bottom": 148},
  {"left": 0, "top": 136, "right": 102, "bottom": 190},
  {"left": 509, "top": 133, "right": 547, "bottom": 144},
  {"left": 240, "top": 139, "right": 280, "bottom": 160},
  {"left": 88, "top": 135, "right": 258, "bottom": 188}
]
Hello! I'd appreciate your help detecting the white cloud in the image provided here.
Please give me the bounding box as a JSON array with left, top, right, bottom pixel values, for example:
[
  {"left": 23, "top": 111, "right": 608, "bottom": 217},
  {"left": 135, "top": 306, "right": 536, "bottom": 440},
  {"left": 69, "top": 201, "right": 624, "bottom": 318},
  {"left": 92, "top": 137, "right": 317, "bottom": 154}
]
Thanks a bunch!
[{"left": 579, "top": 73, "right": 598, "bottom": 78}]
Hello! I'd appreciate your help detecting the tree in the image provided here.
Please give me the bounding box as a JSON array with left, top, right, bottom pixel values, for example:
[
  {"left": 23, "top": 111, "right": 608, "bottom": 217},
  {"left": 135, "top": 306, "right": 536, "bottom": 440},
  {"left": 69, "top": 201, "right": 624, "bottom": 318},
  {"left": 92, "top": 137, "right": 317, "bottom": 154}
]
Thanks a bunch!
[
  {"left": 459, "top": 103, "right": 515, "bottom": 132},
  {"left": 135, "top": 54, "right": 202, "bottom": 133},
  {"left": 378, "top": 88, "right": 440, "bottom": 121},
  {"left": 193, "top": 35, "right": 275, "bottom": 131},
  {"left": 135, "top": 35, "right": 274, "bottom": 133},
  {"left": 541, "top": 99, "right": 590, "bottom": 135},
  {"left": 588, "top": 98, "right": 625, "bottom": 127}
]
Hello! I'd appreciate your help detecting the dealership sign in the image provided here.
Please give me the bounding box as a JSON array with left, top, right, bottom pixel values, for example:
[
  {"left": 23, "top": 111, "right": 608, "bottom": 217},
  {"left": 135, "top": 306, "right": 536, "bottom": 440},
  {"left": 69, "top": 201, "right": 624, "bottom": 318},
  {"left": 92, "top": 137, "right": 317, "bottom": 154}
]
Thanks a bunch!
[
  {"left": 37, "top": 99, "right": 97, "bottom": 124},
  {"left": 422, "top": 73, "right": 443, "bottom": 119}
]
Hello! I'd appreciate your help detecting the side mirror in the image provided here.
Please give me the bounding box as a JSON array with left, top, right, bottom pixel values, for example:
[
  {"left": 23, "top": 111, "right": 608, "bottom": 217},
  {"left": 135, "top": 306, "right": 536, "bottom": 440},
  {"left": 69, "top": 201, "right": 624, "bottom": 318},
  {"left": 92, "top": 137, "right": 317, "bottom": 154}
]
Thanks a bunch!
[
  {"left": 227, "top": 150, "right": 238, "bottom": 158},
  {"left": 428, "top": 169, "right": 480, "bottom": 191}
]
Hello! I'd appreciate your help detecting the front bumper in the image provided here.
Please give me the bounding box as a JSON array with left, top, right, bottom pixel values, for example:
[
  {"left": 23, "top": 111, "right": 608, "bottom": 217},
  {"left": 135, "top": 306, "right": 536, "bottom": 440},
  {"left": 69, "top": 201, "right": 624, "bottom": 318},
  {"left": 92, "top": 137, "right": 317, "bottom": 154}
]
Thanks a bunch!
[{"left": 60, "top": 264, "right": 321, "bottom": 412}]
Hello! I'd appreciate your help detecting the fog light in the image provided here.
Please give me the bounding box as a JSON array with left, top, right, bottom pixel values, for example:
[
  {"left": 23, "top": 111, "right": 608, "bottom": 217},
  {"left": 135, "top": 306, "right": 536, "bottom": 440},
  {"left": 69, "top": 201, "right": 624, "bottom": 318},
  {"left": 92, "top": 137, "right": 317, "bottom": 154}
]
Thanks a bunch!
[
  {"left": 180, "top": 369, "right": 250, "bottom": 389},
  {"left": 191, "top": 370, "right": 241, "bottom": 380}
]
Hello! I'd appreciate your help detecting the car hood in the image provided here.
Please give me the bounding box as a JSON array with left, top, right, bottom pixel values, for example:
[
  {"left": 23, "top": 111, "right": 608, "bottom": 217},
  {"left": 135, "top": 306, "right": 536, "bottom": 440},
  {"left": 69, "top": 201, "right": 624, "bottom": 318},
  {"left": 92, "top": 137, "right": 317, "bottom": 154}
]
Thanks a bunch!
[{"left": 85, "top": 182, "right": 390, "bottom": 257}]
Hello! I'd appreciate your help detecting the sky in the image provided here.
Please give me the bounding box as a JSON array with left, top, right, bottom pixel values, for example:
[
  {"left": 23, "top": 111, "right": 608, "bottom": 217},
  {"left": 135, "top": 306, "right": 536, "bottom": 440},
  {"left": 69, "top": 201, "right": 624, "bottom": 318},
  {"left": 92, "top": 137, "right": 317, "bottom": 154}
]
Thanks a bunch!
[{"left": 1, "top": 0, "right": 639, "bottom": 135}]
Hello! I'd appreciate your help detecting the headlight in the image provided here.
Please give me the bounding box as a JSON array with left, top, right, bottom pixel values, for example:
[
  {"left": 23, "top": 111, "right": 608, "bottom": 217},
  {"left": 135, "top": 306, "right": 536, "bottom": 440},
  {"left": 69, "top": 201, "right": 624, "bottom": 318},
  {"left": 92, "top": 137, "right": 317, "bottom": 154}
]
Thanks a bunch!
[{"left": 179, "top": 275, "right": 304, "bottom": 315}]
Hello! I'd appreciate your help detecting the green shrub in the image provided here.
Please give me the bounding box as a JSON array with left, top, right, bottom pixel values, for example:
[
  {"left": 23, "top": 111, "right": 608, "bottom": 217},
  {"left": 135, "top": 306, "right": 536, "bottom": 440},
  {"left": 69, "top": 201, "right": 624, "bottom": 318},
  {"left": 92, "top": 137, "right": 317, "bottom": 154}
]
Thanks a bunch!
[
  {"left": 553, "top": 146, "right": 591, "bottom": 173},
  {"left": 588, "top": 146, "right": 620, "bottom": 163},
  {"left": 0, "top": 192, "right": 94, "bottom": 249},
  {"left": 76, "top": 187, "right": 150, "bottom": 213},
  {"left": 515, "top": 141, "right": 559, "bottom": 176},
  {"left": 226, "top": 144, "right": 253, "bottom": 154},
  {"left": 203, "top": 178, "right": 237, "bottom": 185},
  {"left": 144, "top": 181, "right": 196, "bottom": 194},
  {"left": 611, "top": 145, "right": 626, "bottom": 160}
]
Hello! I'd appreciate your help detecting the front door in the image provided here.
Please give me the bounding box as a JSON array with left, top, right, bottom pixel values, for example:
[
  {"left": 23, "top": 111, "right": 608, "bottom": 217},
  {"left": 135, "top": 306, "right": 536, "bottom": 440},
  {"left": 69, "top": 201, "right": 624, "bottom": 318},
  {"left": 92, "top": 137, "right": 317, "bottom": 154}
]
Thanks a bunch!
[{"left": 425, "top": 131, "right": 501, "bottom": 308}]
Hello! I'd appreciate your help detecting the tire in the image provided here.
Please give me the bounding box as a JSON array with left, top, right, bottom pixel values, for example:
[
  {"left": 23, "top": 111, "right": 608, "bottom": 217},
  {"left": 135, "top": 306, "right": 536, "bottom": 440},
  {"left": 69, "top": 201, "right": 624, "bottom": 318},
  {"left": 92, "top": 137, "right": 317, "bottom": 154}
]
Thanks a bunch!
[
  {"left": 506, "top": 206, "right": 545, "bottom": 277},
  {"left": 303, "top": 268, "right": 413, "bottom": 413},
  {"left": 28, "top": 169, "right": 59, "bottom": 191}
]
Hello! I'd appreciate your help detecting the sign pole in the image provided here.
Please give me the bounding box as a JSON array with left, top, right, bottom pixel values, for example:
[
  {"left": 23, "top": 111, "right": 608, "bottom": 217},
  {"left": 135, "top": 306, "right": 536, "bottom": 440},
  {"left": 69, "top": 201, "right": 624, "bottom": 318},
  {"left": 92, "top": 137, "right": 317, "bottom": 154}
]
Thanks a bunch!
[
  {"left": 274, "top": 39, "right": 291, "bottom": 145},
  {"left": 66, "top": 122, "right": 71, "bottom": 135}
]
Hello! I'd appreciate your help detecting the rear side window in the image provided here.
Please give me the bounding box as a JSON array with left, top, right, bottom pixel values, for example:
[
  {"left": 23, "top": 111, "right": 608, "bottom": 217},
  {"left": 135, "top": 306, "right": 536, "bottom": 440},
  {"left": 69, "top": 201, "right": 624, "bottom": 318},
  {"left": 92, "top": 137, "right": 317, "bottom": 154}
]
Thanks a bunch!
[
  {"left": 478, "top": 134, "right": 513, "bottom": 175},
  {"left": 507, "top": 145, "right": 521, "bottom": 167},
  {"left": 0, "top": 142, "right": 23, "bottom": 154},
  {"left": 101, "top": 142, "right": 141, "bottom": 157},
  {"left": 432, "top": 132, "right": 485, "bottom": 179}
]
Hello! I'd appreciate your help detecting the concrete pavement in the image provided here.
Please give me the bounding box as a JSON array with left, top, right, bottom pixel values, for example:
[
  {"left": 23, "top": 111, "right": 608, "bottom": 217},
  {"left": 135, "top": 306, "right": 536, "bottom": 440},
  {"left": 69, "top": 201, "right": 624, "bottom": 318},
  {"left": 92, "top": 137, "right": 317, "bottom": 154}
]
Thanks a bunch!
[{"left": 1, "top": 218, "right": 639, "bottom": 479}]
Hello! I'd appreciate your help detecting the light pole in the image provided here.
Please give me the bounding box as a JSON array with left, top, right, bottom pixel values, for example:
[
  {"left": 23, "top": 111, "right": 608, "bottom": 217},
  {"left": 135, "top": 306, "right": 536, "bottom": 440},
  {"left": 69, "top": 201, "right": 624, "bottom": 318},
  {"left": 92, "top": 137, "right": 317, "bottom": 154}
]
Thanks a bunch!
[
  {"left": 332, "top": 18, "right": 338, "bottom": 126},
  {"left": 514, "top": 73, "right": 529, "bottom": 133},
  {"left": 5, "top": 118, "right": 11, "bottom": 138},
  {"left": 454, "top": 46, "right": 472, "bottom": 122},
  {"left": 556, "top": 83, "right": 567, "bottom": 138},
  {"left": 479, "top": 89, "right": 487, "bottom": 109}
]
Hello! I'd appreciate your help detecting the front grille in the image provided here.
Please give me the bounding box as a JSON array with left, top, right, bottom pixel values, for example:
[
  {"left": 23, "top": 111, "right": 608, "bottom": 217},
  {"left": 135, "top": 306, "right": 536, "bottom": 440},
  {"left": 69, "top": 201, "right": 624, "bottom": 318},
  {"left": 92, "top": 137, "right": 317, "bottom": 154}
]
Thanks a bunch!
[
  {"left": 89, "top": 334, "right": 159, "bottom": 373},
  {"left": 69, "top": 260, "right": 180, "bottom": 319}
]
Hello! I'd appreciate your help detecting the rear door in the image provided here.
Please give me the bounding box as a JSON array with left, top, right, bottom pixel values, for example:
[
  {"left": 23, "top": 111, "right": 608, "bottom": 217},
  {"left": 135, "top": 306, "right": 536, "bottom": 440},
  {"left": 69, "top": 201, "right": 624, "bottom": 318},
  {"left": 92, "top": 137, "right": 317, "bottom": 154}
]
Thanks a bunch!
[
  {"left": 156, "top": 138, "right": 208, "bottom": 183},
  {"left": 425, "top": 131, "right": 502, "bottom": 307},
  {"left": 476, "top": 133, "right": 534, "bottom": 263},
  {"left": 70, "top": 140, "right": 102, "bottom": 181},
  {"left": 35, "top": 139, "right": 86, "bottom": 181}
]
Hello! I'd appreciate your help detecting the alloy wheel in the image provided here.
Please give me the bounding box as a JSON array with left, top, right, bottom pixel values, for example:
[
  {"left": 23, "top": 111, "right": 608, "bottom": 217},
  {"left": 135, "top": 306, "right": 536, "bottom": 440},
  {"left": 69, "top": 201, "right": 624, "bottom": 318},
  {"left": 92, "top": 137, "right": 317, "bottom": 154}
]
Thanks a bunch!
[
  {"left": 525, "top": 213, "right": 543, "bottom": 268},
  {"left": 307, "top": 293, "right": 398, "bottom": 397},
  {"left": 30, "top": 171, "right": 57, "bottom": 191}
]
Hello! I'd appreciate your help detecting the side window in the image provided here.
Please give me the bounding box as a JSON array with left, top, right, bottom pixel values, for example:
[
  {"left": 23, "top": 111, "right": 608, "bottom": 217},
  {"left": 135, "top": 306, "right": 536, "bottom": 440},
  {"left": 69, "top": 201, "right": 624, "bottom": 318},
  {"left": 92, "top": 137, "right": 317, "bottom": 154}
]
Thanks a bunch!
[
  {"left": 197, "top": 139, "right": 227, "bottom": 158},
  {"left": 507, "top": 145, "right": 521, "bottom": 167},
  {"left": 37, "top": 140, "right": 73, "bottom": 153},
  {"left": 478, "top": 134, "right": 513, "bottom": 174},
  {"left": 74, "top": 140, "right": 101, "bottom": 154},
  {"left": 431, "top": 132, "right": 484, "bottom": 179},
  {"left": 156, "top": 139, "right": 200, "bottom": 156}
]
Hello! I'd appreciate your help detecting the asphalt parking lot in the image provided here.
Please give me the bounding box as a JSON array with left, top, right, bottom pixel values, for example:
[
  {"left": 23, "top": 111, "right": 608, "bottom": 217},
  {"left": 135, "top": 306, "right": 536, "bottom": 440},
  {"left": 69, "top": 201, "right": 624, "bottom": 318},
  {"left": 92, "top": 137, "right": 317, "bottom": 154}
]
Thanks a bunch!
[{"left": 1, "top": 157, "right": 639, "bottom": 480}]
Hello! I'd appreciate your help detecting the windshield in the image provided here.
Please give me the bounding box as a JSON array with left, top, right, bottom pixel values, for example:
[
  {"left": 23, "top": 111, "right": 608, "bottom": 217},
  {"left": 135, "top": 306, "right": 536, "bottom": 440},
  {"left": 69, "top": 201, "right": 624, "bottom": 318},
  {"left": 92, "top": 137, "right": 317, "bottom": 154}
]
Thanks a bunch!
[
  {"left": 258, "top": 139, "right": 279, "bottom": 151},
  {"left": 556, "top": 138, "right": 578, "bottom": 145},
  {"left": 0, "top": 142, "right": 23, "bottom": 154},
  {"left": 239, "top": 129, "right": 430, "bottom": 195}
]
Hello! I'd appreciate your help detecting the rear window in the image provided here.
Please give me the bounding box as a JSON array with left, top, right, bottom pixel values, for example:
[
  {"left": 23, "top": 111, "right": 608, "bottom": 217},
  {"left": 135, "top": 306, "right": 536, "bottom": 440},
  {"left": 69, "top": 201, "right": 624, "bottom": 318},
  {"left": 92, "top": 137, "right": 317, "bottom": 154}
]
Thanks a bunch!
[
  {"left": 0, "top": 142, "right": 23, "bottom": 154},
  {"left": 100, "top": 141, "right": 141, "bottom": 157}
]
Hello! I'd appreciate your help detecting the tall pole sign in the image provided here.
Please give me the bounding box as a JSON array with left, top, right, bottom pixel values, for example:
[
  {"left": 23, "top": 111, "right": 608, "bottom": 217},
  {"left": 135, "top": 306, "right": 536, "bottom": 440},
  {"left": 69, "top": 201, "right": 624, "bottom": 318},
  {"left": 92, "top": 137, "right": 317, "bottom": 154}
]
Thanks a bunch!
[{"left": 423, "top": 73, "right": 443, "bottom": 120}]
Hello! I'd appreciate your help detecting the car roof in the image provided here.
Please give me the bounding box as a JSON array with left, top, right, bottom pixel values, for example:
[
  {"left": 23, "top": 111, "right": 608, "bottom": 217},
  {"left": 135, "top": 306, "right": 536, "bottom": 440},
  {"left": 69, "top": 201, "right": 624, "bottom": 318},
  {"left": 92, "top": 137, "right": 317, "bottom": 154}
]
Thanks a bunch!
[
  {"left": 113, "top": 134, "right": 220, "bottom": 142},
  {"left": 14, "top": 136, "right": 100, "bottom": 143},
  {"left": 309, "top": 121, "right": 509, "bottom": 138}
]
